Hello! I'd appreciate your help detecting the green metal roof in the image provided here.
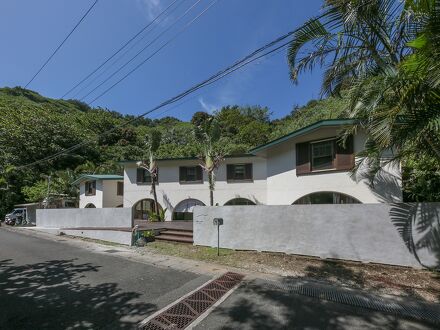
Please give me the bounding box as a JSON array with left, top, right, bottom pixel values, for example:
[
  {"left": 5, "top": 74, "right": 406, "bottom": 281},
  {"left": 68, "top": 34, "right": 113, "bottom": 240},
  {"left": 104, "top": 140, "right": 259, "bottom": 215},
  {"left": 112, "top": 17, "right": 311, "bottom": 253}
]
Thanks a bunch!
[
  {"left": 249, "top": 119, "right": 358, "bottom": 154},
  {"left": 72, "top": 174, "right": 123, "bottom": 185}
]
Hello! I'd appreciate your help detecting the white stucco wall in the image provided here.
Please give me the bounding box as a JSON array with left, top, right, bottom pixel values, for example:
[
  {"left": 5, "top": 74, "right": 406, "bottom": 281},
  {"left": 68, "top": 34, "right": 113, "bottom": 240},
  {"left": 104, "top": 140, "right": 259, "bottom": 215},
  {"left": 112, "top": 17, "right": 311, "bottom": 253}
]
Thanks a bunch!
[
  {"left": 264, "top": 128, "right": 402, "bottom": 204},
  {"left": 123, "top": 156, "right": 267, "bottom": 220},
  {"left": 79, "top": 180, "right": 103, "bottom": 208},
  {"left": 123, "top": 127, "right": 402, "bottom": 219},
  {"left": 79, "top": 180, "right": 123, "bottom": 208},
  {"left": 102, "top": 180, "right": 123, "bottom": 207}
]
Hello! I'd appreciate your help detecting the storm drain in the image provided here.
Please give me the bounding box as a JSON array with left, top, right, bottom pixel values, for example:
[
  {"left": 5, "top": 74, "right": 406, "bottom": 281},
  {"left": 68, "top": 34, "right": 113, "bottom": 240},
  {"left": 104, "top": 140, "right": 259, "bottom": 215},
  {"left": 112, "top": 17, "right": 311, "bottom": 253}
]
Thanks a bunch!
[
  {"left": 141, "top": 272, "right": 244, "bottom": 329},
  {"left": 263, "top": 280, "right": 440, "bottom": 325}
]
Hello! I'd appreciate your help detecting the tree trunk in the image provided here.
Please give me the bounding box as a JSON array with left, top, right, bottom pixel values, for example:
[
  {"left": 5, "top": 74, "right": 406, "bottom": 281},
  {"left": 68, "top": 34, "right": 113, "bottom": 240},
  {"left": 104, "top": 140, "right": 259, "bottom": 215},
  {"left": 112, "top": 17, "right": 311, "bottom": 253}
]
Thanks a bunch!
[
  {"left": 151, "top": 177, "right": 160, "bottom": 220},
  {"left": 209, "top": 171, "right": 214, "bottom": 206}
]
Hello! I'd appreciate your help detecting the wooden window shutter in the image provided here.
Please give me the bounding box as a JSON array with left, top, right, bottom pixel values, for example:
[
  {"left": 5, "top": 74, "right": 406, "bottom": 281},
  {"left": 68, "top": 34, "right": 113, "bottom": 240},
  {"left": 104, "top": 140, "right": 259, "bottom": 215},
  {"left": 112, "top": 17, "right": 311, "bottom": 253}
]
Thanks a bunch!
[
  {"left": 245, "top": 163, "right": 253, "bottom": 180},
  {"left": 179, "top": 167, "right": 186, "bottom": 182},
  {"left": 335, "top": 135, "right": 354, "bottom": 171},
  {"left": 196, "top": 166, "right": 203, "bottom": 181},
  {"left": 296, "top": 142, "right": 310, "bottom": 175},
  {"left": 226, "top": 164, "right": 234, "bottom": 180}
]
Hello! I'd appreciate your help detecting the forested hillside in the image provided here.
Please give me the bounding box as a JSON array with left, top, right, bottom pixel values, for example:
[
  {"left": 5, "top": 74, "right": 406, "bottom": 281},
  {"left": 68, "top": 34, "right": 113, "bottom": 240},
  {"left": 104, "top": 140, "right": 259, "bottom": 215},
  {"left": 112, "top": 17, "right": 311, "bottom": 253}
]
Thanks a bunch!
[{"left": 0, "top": 87, "right": 346, "bottom": 217}]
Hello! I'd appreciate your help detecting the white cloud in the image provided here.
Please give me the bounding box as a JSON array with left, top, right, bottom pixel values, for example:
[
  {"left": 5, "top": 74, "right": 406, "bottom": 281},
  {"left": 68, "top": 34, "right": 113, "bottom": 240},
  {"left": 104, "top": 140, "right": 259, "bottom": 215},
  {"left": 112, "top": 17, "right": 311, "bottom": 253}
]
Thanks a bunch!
[
  {"left": 137, "top": 0, "right": 163, "bottom": 20},
  {"left": 198, "top": 97, "right": 219, "bottom": 113}
]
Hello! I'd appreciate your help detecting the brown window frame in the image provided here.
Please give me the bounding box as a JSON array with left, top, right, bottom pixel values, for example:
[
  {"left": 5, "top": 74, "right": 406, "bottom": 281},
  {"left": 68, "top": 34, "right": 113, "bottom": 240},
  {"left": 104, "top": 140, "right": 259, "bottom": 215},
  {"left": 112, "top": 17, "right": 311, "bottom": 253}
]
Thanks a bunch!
[
  {"left": 310, "top": 138, "right": 336, "bottom": 172},
  {"left": 85, "top": 180, "right": 96, "bottom": 196},
  {"left": 117, "top": 181, "right": 124, "bottom": 196},
  {"left": 296, "top": 136, "right": 354, "bottom": 176},
  {"left": 227, "top": 163, "right": 253, "bottom": 182},
  {"left": 179, "top": 166, "right": 203, "bottom": 184}
]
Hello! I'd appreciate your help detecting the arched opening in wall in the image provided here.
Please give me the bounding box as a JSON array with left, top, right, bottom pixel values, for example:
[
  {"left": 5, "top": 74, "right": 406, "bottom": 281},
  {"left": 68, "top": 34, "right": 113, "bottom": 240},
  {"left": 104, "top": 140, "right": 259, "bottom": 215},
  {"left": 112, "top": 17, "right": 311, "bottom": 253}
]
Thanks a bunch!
[
  {"left": 84, "top": 203, "right": 96, "bottom": 208},
  {"left": 172, "top": 199, "right": 205, "bottom": 221},
  {"left": 292, "top": 192, "right": 361, "bottom": 204},
  {"left": 224, "top": 198, "right": 256, "bottom": 206},
  {"left": 133, "top": 199, "right": 163, "bottom": 220}
]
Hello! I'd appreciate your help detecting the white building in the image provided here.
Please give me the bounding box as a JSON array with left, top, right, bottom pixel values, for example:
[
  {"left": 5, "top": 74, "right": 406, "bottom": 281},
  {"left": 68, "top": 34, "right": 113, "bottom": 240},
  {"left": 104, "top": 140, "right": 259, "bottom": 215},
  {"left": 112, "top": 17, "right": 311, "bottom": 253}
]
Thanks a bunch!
[
  {"left": 122, "top": 119, "right": 402, "bottom": 221},
  {"left": 74, "top": 174, "right": 124, "bottom": 209}
]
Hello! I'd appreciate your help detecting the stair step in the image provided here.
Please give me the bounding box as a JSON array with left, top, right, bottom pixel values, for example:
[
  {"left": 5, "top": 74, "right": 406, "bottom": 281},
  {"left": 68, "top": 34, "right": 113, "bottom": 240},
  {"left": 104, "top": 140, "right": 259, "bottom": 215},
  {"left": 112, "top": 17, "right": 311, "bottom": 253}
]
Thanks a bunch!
[
  {"left": 163, "top": 230, "right": 193, "bottom": 237},
  {"left": 155, "top": 234, "right": 193, "bottom": 243}
]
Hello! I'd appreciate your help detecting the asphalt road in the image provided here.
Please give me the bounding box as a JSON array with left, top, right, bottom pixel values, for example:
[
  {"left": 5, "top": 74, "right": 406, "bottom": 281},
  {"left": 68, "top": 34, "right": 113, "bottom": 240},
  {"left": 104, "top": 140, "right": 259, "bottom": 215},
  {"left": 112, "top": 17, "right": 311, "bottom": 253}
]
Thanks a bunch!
[
  {"left": 0, "top": 228, "right": 437, "bottom": 330},
  {"left": 195, "top": 278, "right": 437, "bottom": 330},
  {"left": 0, "top": 228, "right": 209, "bottom": 329}
]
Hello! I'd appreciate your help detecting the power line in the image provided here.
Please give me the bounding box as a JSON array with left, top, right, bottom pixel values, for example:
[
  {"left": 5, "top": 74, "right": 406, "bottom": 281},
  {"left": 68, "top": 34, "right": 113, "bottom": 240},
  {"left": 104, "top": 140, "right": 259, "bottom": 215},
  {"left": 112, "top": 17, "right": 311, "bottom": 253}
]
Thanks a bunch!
[
  {"left": 69, "top": 0, "right": 185, "bottom": 100},
  {"left": 61, "top": 0, "right": 182, "bottom": 99},
  {"left": 15, "top": 36, "right": 290, "bottom": 170},
  {"left": 24, "top": 0, "right": 98, "bottom": 88},
  {"left": 16, "top": 0, "right": 374, "bottom": 171},
  {"left": 80, "top": 0, "right": 208, "bottom": 103}
]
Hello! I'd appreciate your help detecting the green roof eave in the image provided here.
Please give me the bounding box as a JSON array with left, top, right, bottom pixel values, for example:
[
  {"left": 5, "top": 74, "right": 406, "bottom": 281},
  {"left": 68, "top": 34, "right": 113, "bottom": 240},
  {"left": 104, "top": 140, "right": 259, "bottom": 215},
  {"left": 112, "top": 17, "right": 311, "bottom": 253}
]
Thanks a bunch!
[
  {"left": 249, "top": 119, "right": 358, "bottom": 154},
  {"left": 119, "top": 154, "right": 255, "bottom": 165},
  {"left": 72, "top": 174, "right": 123, "bottom": 185}
]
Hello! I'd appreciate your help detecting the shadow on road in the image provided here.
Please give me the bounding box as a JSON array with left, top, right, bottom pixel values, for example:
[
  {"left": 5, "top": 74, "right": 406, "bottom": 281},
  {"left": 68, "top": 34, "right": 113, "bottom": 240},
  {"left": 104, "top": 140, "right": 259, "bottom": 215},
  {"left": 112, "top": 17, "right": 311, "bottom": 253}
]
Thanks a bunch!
[
  {"left": 206, "top": 280, "right": 434, "bottom": 330},
  {"left": 0, "top": 258, "right": 156, "bottom": 329}
]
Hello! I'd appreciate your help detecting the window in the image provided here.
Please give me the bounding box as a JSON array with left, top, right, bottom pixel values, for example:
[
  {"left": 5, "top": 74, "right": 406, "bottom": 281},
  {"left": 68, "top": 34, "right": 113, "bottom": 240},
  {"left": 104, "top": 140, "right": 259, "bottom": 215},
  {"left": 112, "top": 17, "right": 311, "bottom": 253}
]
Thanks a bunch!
[
  {"left": 227, "top": 164, "right": 253, "bottom": 181},
  {"left": 224, "top": 198, "right": 256, "bottom": 206},
  {"left": 296, "top": 136, "right": 354, "bottom": 175},
  {"left": 179, "top": 166, "right": 203, "bottom": 183},
  {"left": 293, "top": 192, "right": 361, "bottom": 204},
  {"left": 136, "top": 168, "right": 157, "bottom": 184},
  {"left": 311, "top": 140, "right": 335, "bottom": 171},
  {"left": 117, "top": 182, "right": 124, "bottom": 196},
  {"left": 85, "top": 181, "right": 96, "bottom": 196}
]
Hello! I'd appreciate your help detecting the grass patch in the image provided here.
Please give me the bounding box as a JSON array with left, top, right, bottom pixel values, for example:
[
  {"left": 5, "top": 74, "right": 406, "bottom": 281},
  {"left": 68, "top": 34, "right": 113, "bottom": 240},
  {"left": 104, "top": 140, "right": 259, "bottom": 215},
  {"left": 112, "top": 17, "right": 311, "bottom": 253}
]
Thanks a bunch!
[{"left": 143, "top": 241, "right": 440, "bottom": 303}]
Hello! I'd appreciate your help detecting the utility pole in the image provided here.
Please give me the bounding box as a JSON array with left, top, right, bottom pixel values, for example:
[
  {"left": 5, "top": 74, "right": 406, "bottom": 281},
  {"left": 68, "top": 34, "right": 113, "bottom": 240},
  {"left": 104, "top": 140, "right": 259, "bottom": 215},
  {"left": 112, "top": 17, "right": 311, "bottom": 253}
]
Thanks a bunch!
[{"left": 45, "top": 175, "right": 52, "bottom": 209}]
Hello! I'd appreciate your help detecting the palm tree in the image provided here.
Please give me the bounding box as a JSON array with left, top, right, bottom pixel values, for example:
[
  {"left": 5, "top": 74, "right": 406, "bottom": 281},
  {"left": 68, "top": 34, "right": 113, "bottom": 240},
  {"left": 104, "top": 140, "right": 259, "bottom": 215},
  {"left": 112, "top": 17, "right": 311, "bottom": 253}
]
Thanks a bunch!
[
  {"left": 288, "top": 0, "right": 415, "bottom": 96},
  {"left": 287, "top": 0, "right": 439, "bottom": 181},
  {"left": 194, "top": 118, "right": 224, "bottom": 206},
  {"left": 137, "top": 129, "right": 162, "bottom": 219}
]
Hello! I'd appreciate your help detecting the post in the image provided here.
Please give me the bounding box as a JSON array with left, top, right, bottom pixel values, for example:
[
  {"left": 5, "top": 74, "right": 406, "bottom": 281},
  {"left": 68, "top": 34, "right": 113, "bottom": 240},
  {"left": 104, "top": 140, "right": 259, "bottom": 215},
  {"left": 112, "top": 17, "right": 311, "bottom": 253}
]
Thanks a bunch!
[
  {"left": 213, "top": 218, "right": 223, "bottom": 256},
  {"left": 217, "top": 222, "right": 220, "bottom": 256}
]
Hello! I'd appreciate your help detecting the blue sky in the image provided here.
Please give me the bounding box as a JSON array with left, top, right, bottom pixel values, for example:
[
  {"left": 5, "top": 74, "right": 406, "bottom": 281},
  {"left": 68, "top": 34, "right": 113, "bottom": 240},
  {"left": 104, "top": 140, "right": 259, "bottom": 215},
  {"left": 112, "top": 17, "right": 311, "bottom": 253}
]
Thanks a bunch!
[{"left": 0, "top": 0, "right": 324, "bottom": 121}]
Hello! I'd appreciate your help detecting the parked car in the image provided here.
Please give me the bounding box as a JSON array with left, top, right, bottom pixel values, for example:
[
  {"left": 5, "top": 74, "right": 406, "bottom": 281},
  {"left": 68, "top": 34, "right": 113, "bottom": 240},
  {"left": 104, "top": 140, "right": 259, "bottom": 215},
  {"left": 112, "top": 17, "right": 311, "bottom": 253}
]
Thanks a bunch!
[{"left": 4, "top": 208, "right": 26, "bottom": 226}]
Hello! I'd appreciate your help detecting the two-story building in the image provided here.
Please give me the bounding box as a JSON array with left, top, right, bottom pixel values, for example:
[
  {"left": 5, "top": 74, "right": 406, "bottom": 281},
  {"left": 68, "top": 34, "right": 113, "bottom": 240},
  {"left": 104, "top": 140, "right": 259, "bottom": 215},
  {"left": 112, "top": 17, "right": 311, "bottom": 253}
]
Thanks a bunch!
[{"left": 121, "top": 119, "right": 402, "bottom": 221}]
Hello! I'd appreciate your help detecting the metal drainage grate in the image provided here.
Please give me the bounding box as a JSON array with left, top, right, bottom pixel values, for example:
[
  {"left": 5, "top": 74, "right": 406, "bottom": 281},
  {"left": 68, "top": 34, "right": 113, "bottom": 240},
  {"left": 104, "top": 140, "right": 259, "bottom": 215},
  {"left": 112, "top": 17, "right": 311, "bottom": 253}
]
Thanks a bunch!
[
  {"left": 264, "top": 280, "right": 440, "bottom": 326},
  {"left": 142, "top": 272, "right": 244, "bottom": 329}
]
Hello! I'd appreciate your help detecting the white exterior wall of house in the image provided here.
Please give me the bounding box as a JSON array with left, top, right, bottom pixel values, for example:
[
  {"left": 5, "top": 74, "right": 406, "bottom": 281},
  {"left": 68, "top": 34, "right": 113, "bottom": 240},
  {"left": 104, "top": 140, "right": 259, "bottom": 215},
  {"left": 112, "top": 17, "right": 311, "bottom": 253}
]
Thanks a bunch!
[
  {"left": 79, "top": 180, "right": 123, "bottom": 208},
  {"left": 123, "top": 124, "right": 402, "bottom": 220},
  {"left": 263, "top": 127, "right": 402, "bottom": 205},
  {"left": 102, "top": 180, "right": 124, "bottom": 207},
  {"left": 123, "top": 156, "right": 267, "bottom": 220},
  {"left": 79, "top": 180, "right": 104, "bottom": 208}
]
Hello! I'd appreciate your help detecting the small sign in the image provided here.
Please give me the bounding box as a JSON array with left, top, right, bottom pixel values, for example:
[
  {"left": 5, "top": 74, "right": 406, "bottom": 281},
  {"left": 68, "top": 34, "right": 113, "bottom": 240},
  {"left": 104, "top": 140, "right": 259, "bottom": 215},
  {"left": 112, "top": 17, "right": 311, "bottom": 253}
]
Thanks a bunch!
[{"left": 213, "top": 218, "right": 223, "bottom": 226}]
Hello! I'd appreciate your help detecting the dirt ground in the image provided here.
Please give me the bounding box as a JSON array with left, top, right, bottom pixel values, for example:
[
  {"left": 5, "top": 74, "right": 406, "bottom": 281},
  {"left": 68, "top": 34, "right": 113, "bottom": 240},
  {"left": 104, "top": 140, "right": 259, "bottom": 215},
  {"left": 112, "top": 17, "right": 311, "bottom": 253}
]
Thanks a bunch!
[{"left": 144, "top": 241, "right": 440, "bottom": 303}]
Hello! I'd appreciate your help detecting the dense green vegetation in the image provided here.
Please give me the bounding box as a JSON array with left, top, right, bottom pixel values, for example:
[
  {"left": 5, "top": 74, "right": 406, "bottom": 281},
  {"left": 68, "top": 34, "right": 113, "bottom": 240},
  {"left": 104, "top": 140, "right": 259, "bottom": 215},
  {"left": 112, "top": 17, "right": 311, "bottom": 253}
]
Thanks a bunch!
[
  {"left": 0, "top": 86, "right": 348, "bottom": 218},
  {"left": 288, "top": 0, "right": 440, "bottom": 201}
]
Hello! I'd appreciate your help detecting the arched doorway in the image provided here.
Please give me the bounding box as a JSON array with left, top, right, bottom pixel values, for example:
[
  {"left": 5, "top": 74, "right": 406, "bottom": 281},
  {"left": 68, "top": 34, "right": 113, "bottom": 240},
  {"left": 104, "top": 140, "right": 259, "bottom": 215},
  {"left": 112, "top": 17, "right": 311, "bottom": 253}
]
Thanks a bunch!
[
  {"left": 224, "top": 198, "right": 256, "bottom": 206},
  {"left": 84, "top": 203, "right": 96, "bottom": 208},
  {"left": 133, "top": 199, "right": 163, "bottom": 220},
  {"left": 172, "top": 199, "right": 205, "bottom": 221},
  {"left": 293, "top": 192, "right": 361, "bottom": 204}
]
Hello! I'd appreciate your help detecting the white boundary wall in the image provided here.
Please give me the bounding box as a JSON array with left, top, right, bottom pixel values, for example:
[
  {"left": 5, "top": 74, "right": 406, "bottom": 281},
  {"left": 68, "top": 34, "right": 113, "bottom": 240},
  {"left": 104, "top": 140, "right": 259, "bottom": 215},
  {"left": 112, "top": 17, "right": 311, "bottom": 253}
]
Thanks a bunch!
[
  {"left": 193, "top": 203, "right": 440, "bottom": 269},
  {"left": 36, "top": 208, "right": 133, "bottom": 245},
  {"left": 37, "top": 208, "right": 132, "bottom": 228}
]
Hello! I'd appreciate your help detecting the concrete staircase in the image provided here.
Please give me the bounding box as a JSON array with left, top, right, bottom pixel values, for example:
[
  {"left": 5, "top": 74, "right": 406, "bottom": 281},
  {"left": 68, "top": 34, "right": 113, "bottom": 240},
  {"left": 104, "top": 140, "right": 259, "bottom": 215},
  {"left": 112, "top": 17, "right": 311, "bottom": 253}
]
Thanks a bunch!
[{"left": 155, "top": 228, "right": 193, "bottom": 243}]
